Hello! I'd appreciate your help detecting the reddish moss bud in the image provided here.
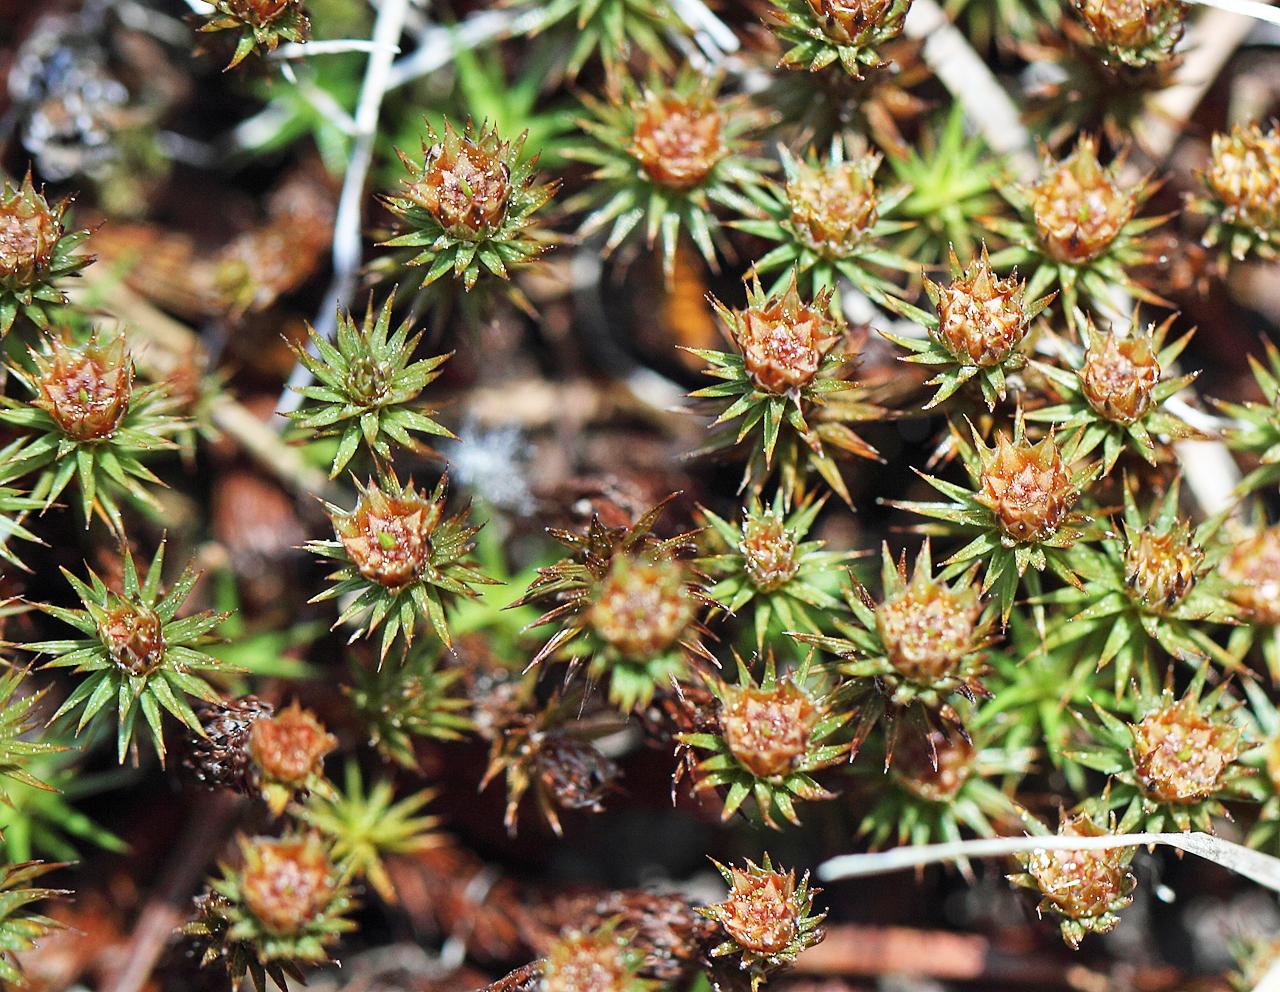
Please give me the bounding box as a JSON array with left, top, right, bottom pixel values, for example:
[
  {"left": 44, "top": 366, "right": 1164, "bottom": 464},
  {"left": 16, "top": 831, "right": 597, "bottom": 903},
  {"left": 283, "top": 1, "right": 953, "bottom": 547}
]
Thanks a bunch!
[
  {"left": 894, "top": 731, "right": 974, "bottom": 802},
  {"left": 1221, "top": 525, "right": 1280, "bottom": 626},
  {"left": 712, "top": 864, "right": 802, "bottom": 955},
  {"left": 99, "top": 603, "right": 165, "bottom": 676},
  {"left": 403, "top": 121, "right": 514, "bottom": 237},
  {"left": 733, "top": 275, "right": 841, "bottom": 396},
  {"left": 629, "top": 91, "right": 725, "bottom": 191},
  {"left": 977, "top": 432, "right": 1076, "bottom": 543},
  {"left": 933, "top": 251, "right": 1031, "bottom": 368},
  {"left": 1132, "top": 699, "right": 1242, "bottom": 804},
  {"left": 877, "top": 574, "right": 981, "bottom": 684},
  {"left": 542, "top": 926, "right": 644, "bottom": 992},
  {"left": 1123, "top": 520, "right": 1202, "bottom": 610},
  {"left": 32, "top": 331, "right": 133, "bottom": 441},
  {"left": 740, "top": 510, "right": 800, "bottom": 592},
  {"left": 0, "top": 174, "right": 61, "bottom": 291},
  {"left": 240, "top": 834, "right": 336, "bottom": 936},
  {"left": 1203, "top": 123, "right": 1280, "bottom": 239},
  {"left": 721, "top": 679, "right": 818, "bottom": 778},
  {"left": 249, "top": 700, "right": 335, "bottom": 787},
  {"left": 223, "top": 0, "right": 301, "bottom": 25},
  {"left": 804, "top": 0, "right": 907, "bottom": 46},
  {"left": 787, "top": 156, "right": 879, "bottom": 257},
  {"left": 588, "top": 556, "right": 696, "bottom": 659},
  {"left": 334, "top": 479, "right": 443, "bottom": 589},
  {"left": 1073, "top": 0, "right": 1185, "bottom": 65},
  {"left": 1081, "top": 329, "right": 1160, "bottom": 424},
  {"left": 1031, "top": 138, "right": 1136, "bottom": 264}
]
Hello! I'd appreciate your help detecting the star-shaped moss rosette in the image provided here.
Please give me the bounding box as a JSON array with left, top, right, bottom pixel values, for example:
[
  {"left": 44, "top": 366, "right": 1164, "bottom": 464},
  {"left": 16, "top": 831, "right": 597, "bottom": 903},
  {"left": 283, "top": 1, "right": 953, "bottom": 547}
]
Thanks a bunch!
[
  {"left": 890, "top": 416, "right": 1097, "bottom": 621},
  {"left": 381, "top": 119, "right": 557, "bottom": 300},
  {"left": 1070, "top": 668, "right": 1258, "bottom": 833},
  {"left": 0, "top": 328, "right": 186, "bottom": 536},
  {"left": 1214, "top": 338, "right": 1280, "bottom": 495},
  {"left": 688, "top": 270, "right": 883, "bottom": 508},
  {"left": 697, "top": 855, "right": 826, "bottom": 992},
  {"left": 679, "top": 652, "right": 850, "bottom": 828},
  {"left": 513, "top": 495, "right": 715, "bottom": 711},
  {"left": 1037, "top": 478, "right": 1237, "bottom": 695},
  {"left": 0, "top": 172, "right": 93, "bottom": 339},
  {"left": 24, "top": 541, "right": 230, "bottom": 764},
  {"left": 857, "top": 725, "right": 1033, "bottom": 857},
  {"left": 285, "top": 294, "right": 455, "bottom": 478},
  {"left": 566, "top": 68, "right": 771, "bottom": 284},
  {"left": 1192, "top": 122, "right": 1280, "bottom": 264},
  {"left": 308, "top": 471, "right": 496, "bottom": 663},
  {"left": 199, "top": 0, "right": 310, "bottom": 71},
  {"left": 293, "top": 760, "right": 442, "bottom": 904},
  {"left": 0, "top": 860, "right": 68, "bottom": 987},
  {"left": 0, "top": 668, "right": 64, "bottom": 812},
  {"left": 540, "top": 922, "right": 658, "bottom": 992},
  {"left": 1070, "top": 0, "right": 1186, "bottom": 69},
  {"left": 1220, "top": 522, "right": 1280, "bottom": 681},
  {"left": 1028, "top": 312, "right": 1205, "bottom": 474},
  {"left": 731, "top": 140, "right": 914, "bottom": 307},
  {"left": 1240, "top": 680, "right": 1280, "bottom": 852},
  {"left": 984, "top": 135, "right": 1169, "bottom": 324},
  {"left": 764, "top": 0, "right": 912, "bottom": 77},
  {"left": 696, "top": 491, "right": 855, "bottom": 650},
  {"left": 887, "top": 106, "right": 1003, "bottom": 267},
  {"left": 881, "top": 245, "right": 1053, "bottom": 411},
  {"left": 184, "top": 833, "right": 356, "bottom": 992},
  {"left": 1008, "top": 803, "right": 1138, "bottom": 949},
  {"left": 795, "top": 540, "right": 995, "bottom": 759},
  {"left": 508, "top": 0, "right": 685, "bottom": 80}
]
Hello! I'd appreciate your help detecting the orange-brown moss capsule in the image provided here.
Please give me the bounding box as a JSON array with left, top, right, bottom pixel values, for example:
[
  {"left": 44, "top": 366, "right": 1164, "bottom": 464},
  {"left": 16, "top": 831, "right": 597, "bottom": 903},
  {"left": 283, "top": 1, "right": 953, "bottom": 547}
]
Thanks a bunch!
[
  {"left": 786, "top": 155, "right": 879, "bottom": 257},
  {"left": 977, "top": 432, "right": 1076, "bottom": 543},
  {"left": 1203, "top": 124, "right": 1280, "bottom": 241},
  {"left": 333, "top": 481, "right": 443, "bottom": 589},
  {"left": 805, "top": 0, "right": 902, "bottom": 43},
  {"left": 932, "top": 249, "right": 1032, "bottom": 368},
  {"left": 733, "top": 275, "right": 841, "bottom": 396},
  {"left": 240, "top": 834, "right": 336, "bottom": 936},
  {"left": 402, "top": 120, "right": 514, "bottom": 237},
  {"left": 99, "top": 603, "right": 165, "bottom": 676},
  {"left": 588, "top": 556, "right": 696, "bottom": 659},
  {"left": 222, "top": 0, "right": 301, "bottom": 26},
  {"left": 0, "top": 174, "right": 61, "bottom": 291},
  {"left": 1124, "top": 520, "right": 1202, "bottom": 610},
  {"left": 542, "top": 925, "right": 649, "bottom": 992},
  {"left": 1081, "top": 329, "right": 1161, "bottom": 424},
  {"left": 894, "top": 731, "right": 974, "bottom": 803},
  {"left": 1072, "top": 0, "right": 1185, "bottom": 66},
  {"left": 1132, "top": 698, "right": 1243, "bottom": 804},
  {"left": 629, "top": 91, "right": 725, "bottom": 191},
  {"left": 1031, "top": 138, "right": 1136, "bottom": 264},
  {"left": 877, "top": 571, "right": 982, "bottom": 685},
  {"left": 32, "top": 331, "right": 133, "bottom": 441},
  {"left": 721, "top": 679, "right": 818, "bottom": 779},
  {"left": 740, "top": 510, "right": 801, "bottom": 592},
  {"left": 1221, "top": 525, "right": 1280, "bottom": 626},
  {"left": 711, "top": 864, "right": 801, "bottom": 955},
  {"left": 249, "top": 700, "right": 336, "bottom": 788}
]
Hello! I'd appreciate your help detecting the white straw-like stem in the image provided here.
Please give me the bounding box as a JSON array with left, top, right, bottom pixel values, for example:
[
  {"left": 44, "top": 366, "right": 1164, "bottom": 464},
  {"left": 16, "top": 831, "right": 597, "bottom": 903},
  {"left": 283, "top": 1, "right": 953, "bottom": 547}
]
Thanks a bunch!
[
  {"left": 182, "top": 0, "right": 214, "bottom": 14},
  {"left": 1189, "top": 0, "right": 1280, "bottom": 27},
  {"left": 385, "top": 9, "right": 547, "bottom": 92},
  {"left": 271, "top": 39, "right": 403, "bottom": 59}
]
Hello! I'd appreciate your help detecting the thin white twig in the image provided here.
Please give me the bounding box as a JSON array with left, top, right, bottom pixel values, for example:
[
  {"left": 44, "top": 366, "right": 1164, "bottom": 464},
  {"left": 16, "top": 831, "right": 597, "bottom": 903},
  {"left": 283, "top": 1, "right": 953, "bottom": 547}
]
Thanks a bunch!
[
  {"left": 669, "top": 0, "right": 741, "bottom": 63},
  {"left": 182, "top": 0, "right": 214, "bottom": 14},
  {"left": 384, "top": 9, "right": 547, "bottom": 92},
  {"left": 271, "top": 39, "right": 403, "bottom": 59},
  {"left": 276, "top": 0, "right": 411, "bottom": 418},
  {"left": 1189, "top": 0, "right": 1280, "bottom": 28},
  {"left": 819, "top": 830, "right": 1280, "bottom": 894},
  {"left": 904, "top": 0, "right": 1039, "bottom": 181}
]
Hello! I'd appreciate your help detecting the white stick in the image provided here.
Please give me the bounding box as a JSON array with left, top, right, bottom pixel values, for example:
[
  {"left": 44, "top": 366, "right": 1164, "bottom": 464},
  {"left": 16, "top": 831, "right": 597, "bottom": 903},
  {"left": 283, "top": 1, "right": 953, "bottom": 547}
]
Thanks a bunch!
[
  {"left": 384, "top": 9, "right": 547, "bottom": 92},
  {"left": 1189, "top": 0, "right": 1280, "bottom": 28},
  {"left": 276, "top": 0, "right": 411, "bottom": 418},
  {"left": 270, "top": 39, "right": 403, "bottom": 59}
]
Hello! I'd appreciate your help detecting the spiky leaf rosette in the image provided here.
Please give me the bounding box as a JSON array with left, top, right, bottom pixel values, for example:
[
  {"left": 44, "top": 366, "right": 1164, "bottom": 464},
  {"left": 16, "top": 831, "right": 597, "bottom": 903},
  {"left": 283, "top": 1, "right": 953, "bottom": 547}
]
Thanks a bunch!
[
  {"left": 0, "top": 860, "right": 67, "bottom": 987},
  {"left": 541, "top": 921, "right": 658, "bottom": 992},
  {"left": 697, "top": 491, "right": 854, "bottom": 650},
  {"left": 1193, "top": 122, "right": 1280, "bottom": 263},
  {"left": 308, "top": 471, "right": 496, "bottom": 662},
  {"left": 1071, "top": 0, "right": 1186, "bottom": 69},
  {"left": 1037, "top": 478, "right": 1236, "bottom": 695},
  {"left": 25, "top": 541, "right": 229, "bottom": 764},
  {"left": 0, "top": 668, "right": 64, "bottom": 809},
  {"left": 891, "top": 416, "right": 1096, "bottom": 621},
  {"left": 514, "top": 496, "right": 714, "bottom": 711},
  {"left": 184, "top": 833, "right": 356, "bottom": 992},
  {"left": 566, "top": 69, "right": 770, "bottom": 284},
  {"left": 286, "top": 294, "right": 454, "bottom": 478},
  {"left": 382, "top": 119, "right": 557, "bottom": 298},
  {"left": 764, "top": 0, "right": 912, "bottom": 76},
  {"left": 795, "top": 540, "right": 994, "bottom": 758},
  {"left": 688, "top": 270, "right": 883, "bottom": 508},
  {"left": 199, "top": 0, "right": 310, "bottom": 70},
  {"left": 984, "top": 135, "right": 1168, "bottom": 323},
  {"left": 679, "top": 653, "right": 849, "bottom": 828},
  {"left": 0, "top": 172, "right": 92, "bottom": 339},
  {"left": 0, "top": 328, "right": 186, "bottom": 535},
  {"left": 698, "top": 855, "right": 825, "bottom": 992},
  {"left": 1071, "top": 668, "right": 1257, "bottom": 832},
  {"left": 1028, "top": 312, "right": 1205, "bottom": 473},
  {"left": 1220, "top": 523, "right": 1280, "bottom": 681},
  {"left": 882, "top": 245, "right": 1053, "bottom": 411},
  {"left": 293, "top": 760, "right": 442, "bottom": 904},
  {"left": 858, "top": 725, "right": 1032, "bottom": 855},
  {"left": 732, "top": 140, "right": 914, "bottom": 307},
  {"left": 887, "top": 106, "right": 1003, "bottom": 267},
  {"left": 346, "top": 648, "right": 473, "bottom": 769},
  {"left": 480, "top": 692, "right": 622, "bottom": 836},
  {"left": 508, "top": 0, "right": 684, "bottom": 80},
  {"left": 1216, "top": 338, "right": 1280, "bottom": 493},
  {"left": 1009, "top": 805, "right": 1137, "bottom": 948}
]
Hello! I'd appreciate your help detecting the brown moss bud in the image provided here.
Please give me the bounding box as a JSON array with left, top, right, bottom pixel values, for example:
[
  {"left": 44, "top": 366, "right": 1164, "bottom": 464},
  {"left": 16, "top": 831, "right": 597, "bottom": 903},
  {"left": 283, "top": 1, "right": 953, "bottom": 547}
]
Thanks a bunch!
[
  {"left": 222, "top": 0, "right": 302, "bottom": 25},
  {"left": 334, "top": 479, "right": 443, "bottom": 589},
  {"left": 1031, "top": 138, "right": 1136, "bottom": 264},
  {"left": 712, "top": 864, "right": 801, "bottom": 955},
  {"left": 249, "top": 700, "right": 335, "bottom": 787},
  {"left": 32, "top": 332, "right": 133, "bottom": 441},
  {"left": 933, "top": 250, "right": 1031, "bottom": 367},
  {"left": 1081, "top": 329, "right": 1160, "bottom": 424},
  {"left": 787, "top": 156, "right": 879, "bottom": 257},
  {"left": 1132, "top": 699, "right": 1242, "bottom": 804},
  {"left": 542, "top": 926, "right": 639, "bottom": 992},
  {"left": 99, "top": 602, "right": 165, "bottom": 676},
  {"left": 240, "top": 834, "right": 335, "bottom": 936},
  {"left": 1221, "top": 525, "right": 1280, "bottom": 626},
  {"left": 1123, "top": 521, "right": 1202, "bottom": 610},
  {"left": 740, "top": 511, "right": 800, "bottom": 592},
  {"left": 977, "top": 432, "right": 1076, "bottom": 543},
  {"left": 1073, "top": 0, "right": 1185, "bottom": 62},
  {"left": 630, "top": 92, "right": 724, "bottom": 191},
  {"left": 732, "top": 275, "right": 841, "bottom": 396},
  {"left": 805, "top": 0, "right": 904, "bottom": 45},
  {"left": 1203, "top": 123, "right": 1280, "bottom": 236},
  {"left": 721, "top": 679, "right": 818, "bottom": 778},
  {"left": 894, "top": 731, "right": 974, "bottom": 802},
  {"left": 403, "top": 121, "right": 513, "bottom": 236},
  {"left": 877, "top": 576, "right": 981, "bottom": 684},
  {"left": 588, "top": 556, "right": 695, "bottom": 659},
  {"left": 0, "top": 174, "right": 61, "bottom": 291}
]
